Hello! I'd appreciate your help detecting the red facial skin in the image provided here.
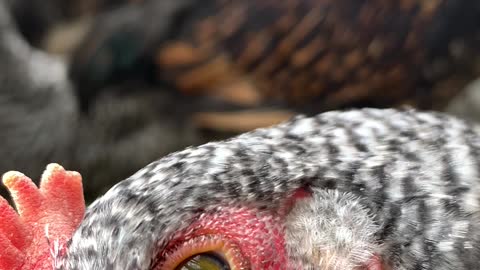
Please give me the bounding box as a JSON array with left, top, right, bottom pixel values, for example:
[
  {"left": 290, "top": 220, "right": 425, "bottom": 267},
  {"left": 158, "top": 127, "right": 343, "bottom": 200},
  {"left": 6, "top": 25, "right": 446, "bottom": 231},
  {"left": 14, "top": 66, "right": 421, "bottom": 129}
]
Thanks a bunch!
[
  {"left": 158, "top": 206, "right": 289, "bottom": 269},
  {"left": 367, "top": 256, "right": 384, "bottom": 270},
  {"left": 158, "top": 188, "right": 383, "bottom": 270}
]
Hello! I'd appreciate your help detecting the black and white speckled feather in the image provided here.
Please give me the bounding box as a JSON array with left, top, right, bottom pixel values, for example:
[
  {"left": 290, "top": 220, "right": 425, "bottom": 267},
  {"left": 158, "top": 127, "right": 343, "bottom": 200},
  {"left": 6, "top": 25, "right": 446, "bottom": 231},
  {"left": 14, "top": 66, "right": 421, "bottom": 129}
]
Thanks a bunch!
[{"left": 59, "top": 108, "right": 480, "bottom": 269}]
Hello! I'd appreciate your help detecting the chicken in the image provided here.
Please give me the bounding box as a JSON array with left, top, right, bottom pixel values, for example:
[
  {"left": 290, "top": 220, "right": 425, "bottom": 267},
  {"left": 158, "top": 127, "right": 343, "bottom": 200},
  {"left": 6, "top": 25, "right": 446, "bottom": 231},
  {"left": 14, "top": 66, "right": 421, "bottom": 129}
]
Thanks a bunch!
[
  {"left": 0, "top": 0, "right": 200, "bottom": 201},
  {"left": 2, "top": 108, "right": 480, "bottom": 269},
  {"left": 71, "top": 0, "right": 480, "bottom": 115}
]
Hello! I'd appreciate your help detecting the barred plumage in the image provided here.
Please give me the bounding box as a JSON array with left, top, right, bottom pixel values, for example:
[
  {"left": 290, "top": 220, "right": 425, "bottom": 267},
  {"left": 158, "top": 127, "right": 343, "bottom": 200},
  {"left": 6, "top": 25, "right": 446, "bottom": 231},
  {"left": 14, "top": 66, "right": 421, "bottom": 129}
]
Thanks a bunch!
[{"left": 60, "top": 108, "right": 480, "bottom": 269}]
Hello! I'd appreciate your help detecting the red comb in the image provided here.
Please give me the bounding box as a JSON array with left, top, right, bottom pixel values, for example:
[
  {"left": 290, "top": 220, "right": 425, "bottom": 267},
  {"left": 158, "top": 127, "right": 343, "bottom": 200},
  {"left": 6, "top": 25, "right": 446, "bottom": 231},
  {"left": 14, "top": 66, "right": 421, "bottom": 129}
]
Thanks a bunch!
[{"left": 0, "top": 164, "right": 85, "bottom": 270}]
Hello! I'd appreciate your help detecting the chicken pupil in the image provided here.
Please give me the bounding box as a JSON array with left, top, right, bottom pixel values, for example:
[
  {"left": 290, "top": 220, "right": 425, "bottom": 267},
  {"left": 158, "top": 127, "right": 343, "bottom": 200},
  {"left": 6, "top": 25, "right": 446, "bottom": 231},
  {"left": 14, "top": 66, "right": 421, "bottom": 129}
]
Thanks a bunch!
[{"left": 176, "top": 252, "right": 230, "bottom": 270}]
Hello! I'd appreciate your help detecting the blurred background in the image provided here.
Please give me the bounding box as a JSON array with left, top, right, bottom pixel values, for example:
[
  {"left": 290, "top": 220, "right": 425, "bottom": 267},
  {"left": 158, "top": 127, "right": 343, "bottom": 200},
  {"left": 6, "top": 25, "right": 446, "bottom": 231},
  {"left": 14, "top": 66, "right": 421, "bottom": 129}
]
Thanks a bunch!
[{"left": 1, "top": 0, "right": 480, "bottom": 202}]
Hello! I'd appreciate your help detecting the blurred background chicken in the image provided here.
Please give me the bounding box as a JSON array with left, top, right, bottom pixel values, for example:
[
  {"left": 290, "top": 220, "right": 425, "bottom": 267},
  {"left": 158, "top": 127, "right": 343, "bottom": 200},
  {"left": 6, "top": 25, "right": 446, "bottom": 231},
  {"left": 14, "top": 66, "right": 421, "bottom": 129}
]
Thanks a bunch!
[
  {"left": 2, "top": 0, "right": 480, "bottom": 201},
  {"left": 67, "top": 0, "right": 480, "bottom": 122}
]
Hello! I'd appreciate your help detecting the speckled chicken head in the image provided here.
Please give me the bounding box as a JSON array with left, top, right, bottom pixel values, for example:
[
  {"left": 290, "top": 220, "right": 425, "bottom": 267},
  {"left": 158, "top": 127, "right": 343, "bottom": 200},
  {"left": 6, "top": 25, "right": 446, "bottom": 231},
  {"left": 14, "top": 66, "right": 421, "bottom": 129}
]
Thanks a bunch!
[
  {"left": 60, "top": 108, "right": 480, "bottom": 269},
  {"left": 66, "top": 189, "right": 382, "bottom": 270}
]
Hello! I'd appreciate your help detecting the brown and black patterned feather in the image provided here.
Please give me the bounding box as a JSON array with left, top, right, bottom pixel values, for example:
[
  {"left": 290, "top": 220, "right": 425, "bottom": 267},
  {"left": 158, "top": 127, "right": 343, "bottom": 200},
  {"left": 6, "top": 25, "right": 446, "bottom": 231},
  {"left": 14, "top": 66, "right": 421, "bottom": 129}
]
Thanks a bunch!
[{"left": 70, "top": 0, "right": 480, "bottom": 115}]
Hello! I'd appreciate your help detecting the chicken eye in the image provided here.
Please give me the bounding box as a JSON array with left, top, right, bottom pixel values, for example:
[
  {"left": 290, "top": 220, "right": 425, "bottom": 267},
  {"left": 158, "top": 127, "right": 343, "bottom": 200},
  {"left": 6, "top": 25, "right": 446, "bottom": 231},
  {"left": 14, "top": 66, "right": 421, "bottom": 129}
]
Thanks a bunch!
[
  {"left": 176, "top": 253, "right": 230, "bottom": 270},
  {"left": 156, "top": 235, "right": 248, "bottom": 270},
  {"left": 156, "top": 207, "right": 286, "bottom": 269}
]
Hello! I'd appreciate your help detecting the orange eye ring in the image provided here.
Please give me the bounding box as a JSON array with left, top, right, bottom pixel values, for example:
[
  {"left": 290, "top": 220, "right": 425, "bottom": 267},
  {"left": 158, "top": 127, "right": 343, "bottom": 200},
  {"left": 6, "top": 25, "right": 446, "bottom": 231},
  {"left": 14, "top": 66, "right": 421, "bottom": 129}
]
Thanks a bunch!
[{"left": 155, "top": 234, "right": 249, "bottom": 270}]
